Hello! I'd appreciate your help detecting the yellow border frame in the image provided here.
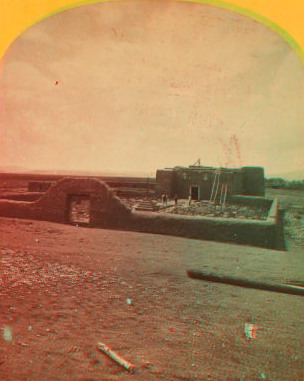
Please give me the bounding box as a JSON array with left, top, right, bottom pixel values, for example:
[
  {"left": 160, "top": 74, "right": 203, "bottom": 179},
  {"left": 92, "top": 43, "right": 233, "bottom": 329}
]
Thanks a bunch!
[
  {"left": 1, "top": 0, "right": 304, "bottom": 65},
  {"left": 0, "top": 0, "right": 304, "bottom": 65}
]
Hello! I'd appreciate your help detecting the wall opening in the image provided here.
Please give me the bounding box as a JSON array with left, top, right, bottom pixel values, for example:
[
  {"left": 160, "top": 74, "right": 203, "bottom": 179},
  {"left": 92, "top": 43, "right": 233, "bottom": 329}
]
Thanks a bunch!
[
  {"left": 68, "top": 194, "right": 91, "bottom": 225},
  {"left": 190, "top": 185, "right": 199, "bottom": 200}
]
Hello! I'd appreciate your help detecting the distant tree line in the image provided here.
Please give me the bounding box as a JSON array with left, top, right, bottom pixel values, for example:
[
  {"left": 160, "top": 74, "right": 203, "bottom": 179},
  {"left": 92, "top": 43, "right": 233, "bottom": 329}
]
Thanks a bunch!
[{"left": 265, "top": 178, "right": 304, "bottom": 190}]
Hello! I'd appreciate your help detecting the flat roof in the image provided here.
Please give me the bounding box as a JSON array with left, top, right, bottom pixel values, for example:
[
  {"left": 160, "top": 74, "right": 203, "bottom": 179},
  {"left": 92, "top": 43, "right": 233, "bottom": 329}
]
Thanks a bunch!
[{"left": 159, "top": 166, "right": 243, "bottom": 173}]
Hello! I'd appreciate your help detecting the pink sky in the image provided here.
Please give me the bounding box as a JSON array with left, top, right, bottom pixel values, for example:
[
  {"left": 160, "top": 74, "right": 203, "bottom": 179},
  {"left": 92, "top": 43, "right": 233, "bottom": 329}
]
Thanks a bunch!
[{"left": 0, "top": 1, "right": 303, "bottom": 177}]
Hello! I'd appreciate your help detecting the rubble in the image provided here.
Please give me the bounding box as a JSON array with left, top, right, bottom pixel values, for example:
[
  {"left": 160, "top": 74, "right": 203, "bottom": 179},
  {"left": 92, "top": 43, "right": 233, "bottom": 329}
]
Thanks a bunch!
[
  {"left": 118, "top": 198, "right": 269, "bottom": 220},
  {"left": 162, "top": 201, "right": 268, "bottom": 220}
]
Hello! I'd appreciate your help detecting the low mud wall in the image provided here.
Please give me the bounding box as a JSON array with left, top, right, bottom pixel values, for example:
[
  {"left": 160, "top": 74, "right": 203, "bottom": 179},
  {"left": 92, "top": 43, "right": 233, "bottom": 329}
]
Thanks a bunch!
[
  {"left": 0, "top": 192, "right": 43, "bottom": 202},
  {"left": 0, "top": 179, "right": 282, "bottom": 249},
  {"left": 0, "top": 178, "right": 131, "bottom": 226},
  {"left": 126, "top": 210, "right": 280, "bottom": 250},
  {"left": 228, "top": 195, "right": 273, "bottom": 209},
  {"left": 267, "top": 198, "right": 279, "bottom": 221}
]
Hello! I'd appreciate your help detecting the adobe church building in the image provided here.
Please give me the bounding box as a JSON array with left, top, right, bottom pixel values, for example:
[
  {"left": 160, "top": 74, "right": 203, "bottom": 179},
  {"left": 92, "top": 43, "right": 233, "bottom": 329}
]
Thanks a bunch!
[{"left": 156, "top": 165, "right": 265, "bottom": 200}]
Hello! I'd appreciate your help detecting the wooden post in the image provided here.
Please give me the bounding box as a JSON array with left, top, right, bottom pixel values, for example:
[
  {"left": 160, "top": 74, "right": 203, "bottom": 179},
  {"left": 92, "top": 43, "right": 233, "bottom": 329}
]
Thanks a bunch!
[
  {"left": 97, "top": 342, "right": 136, "bottom": 373},
  {"left": 186, "top": 269, "right": 304, "bottom": 296}
]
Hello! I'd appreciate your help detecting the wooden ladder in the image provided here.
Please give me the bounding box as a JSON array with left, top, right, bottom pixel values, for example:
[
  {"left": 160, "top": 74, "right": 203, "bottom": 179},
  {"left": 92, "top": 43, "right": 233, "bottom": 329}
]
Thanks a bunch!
[
  {"left": 210, "top": 172, "right": 220, "bottom": 204},
  {"left": 220, "top": 183, "right": 228, "bottom": 209},
  {"left": 210, "top": 173, "right": 228, "bottom": 209}
]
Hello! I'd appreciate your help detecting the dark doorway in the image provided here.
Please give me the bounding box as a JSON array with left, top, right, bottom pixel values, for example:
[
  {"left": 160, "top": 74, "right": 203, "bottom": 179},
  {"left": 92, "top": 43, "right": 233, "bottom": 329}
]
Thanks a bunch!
[
  {"left": 68, "top": 195, "right": 90, "bottom": 225},
  {"left": 190, "top": 185, "right": 199, "bottom": 200}
]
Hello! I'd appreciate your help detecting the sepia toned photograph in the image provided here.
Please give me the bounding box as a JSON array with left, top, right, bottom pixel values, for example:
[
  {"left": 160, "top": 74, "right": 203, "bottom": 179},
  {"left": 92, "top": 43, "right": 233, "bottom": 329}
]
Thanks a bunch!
[{"left": 0, "top": 1, "right": 303, "bottom": 380}]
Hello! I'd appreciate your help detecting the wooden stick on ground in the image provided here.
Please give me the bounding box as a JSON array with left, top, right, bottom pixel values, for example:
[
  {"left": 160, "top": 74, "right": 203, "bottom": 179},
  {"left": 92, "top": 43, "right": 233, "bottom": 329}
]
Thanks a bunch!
[
  {"left": 97, "top": 341, "right": 136, "bottom": 373},
  {"left": 186, "top": 269, "right": 304, "bottom": 296}
]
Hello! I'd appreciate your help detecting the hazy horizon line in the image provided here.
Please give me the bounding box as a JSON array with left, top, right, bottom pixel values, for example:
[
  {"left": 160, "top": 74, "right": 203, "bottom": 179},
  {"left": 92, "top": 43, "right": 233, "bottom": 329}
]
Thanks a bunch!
[{"left": 1, "top": 166, "right": 303, "bottom": 181}]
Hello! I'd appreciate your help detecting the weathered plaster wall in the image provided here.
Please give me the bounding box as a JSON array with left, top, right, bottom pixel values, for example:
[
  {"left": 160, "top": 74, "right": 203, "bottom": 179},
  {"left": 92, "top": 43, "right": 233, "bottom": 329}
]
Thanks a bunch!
[
  {"left": 156, "top": 166, "right": 265, "bottom": 200},
  {"left": 0, "top": 178, "right": 282, "bottom": 249},
  {"left": 0, "top": 192, "right": 42, "bottom": 202},
  {"left": 0, "top": 178, "right": 131, "bottom": 226},
  {"left": 155, "top": 169, "right": 176, "bottom": 198},
  {"left": 242, "top": 167, "right": 265, "bottom": 196},
  {"left": 28, "top": 181, "right": 54, "bottom": 192},
  {"left": 127, "top": 209, "right": 280, "bottom": 250},
  {"left": 228, "top": 195, "right": 273, "bottom": 209}
]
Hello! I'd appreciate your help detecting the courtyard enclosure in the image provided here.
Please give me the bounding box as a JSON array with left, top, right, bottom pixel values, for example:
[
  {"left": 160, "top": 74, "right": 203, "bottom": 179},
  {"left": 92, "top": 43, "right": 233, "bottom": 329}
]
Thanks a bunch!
[{"left": 0, "top": 177, "right": 282, "bottom": 249}]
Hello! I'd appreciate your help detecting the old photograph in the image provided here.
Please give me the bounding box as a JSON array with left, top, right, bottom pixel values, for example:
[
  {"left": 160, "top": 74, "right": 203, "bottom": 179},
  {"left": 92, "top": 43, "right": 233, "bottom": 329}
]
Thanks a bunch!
[{"left": 0, "top": 1, "right": 303, "bottom": 380}]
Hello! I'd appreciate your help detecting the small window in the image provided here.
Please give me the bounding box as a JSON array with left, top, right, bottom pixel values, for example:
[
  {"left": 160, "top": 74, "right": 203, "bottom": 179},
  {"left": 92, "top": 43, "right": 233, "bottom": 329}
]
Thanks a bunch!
[
  {"left": 203, "top": 173, "right": 208, "bottom": 181},
  {"left": 182, "top": 173, "right": 187, "bottom": 180}
]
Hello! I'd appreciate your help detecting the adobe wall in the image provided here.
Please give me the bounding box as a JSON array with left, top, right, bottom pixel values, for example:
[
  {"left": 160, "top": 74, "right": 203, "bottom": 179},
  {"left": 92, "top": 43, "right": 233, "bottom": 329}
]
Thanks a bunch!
[
  {"left": 228, "top": 195, "right": 273, "bottom": 209},
  {"left": 0, "top": 178, "right": 282, "bottom": 250},
  {"left": 0, "top": 178, "right": 131, "bottom": 226},
  {"left": 156, "top": 166, "right": 265, "bottom": 200},
  {"left": 28, "top": 181, "right": 54, "bottom": 192},
  {"left": 174, "top": 169, "right": 213, "bottom": 200},
  {"left": 155, "top": 169, "right": 176, "bottom": 198},
  {"left": 0, "top": 192, "right": 42, "bottom": 202},
  {"left": 127, "top": 210, "right": 280, "bottom": 250}
]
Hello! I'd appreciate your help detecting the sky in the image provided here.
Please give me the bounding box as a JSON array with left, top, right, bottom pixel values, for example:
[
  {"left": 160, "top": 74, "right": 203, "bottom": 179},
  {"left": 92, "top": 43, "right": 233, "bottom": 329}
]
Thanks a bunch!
[{"left": 0, "top": 1, "right": 303, "bottom": 178}]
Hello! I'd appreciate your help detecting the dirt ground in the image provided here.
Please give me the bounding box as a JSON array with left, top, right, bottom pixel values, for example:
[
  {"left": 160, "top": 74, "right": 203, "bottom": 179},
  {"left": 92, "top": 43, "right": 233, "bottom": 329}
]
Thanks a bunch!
[{"left": 0, "top": 217, "right": 303, "bottom": 381}]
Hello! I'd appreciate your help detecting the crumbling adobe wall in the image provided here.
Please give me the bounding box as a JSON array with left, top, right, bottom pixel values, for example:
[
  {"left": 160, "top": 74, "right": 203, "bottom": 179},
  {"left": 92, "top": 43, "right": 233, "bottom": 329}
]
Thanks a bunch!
[
  {"left": 0, "top": 178, "right": 282, "bottom": 249},
  {"left": 0, "top": 178, "right": 131, "bottom": 226}
]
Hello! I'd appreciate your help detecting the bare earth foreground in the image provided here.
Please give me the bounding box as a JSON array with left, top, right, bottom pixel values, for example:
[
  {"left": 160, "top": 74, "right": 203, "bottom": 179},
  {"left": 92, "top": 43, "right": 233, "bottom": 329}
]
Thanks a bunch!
[{"left": 0, "top": 217, "right": 303, "bottom": 381}]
